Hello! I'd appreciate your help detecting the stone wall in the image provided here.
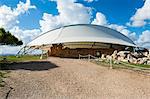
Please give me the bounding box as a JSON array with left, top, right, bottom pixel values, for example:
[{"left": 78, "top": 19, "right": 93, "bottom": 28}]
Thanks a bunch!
[{"left": 48, "top": 44, "right": 125, "bottom": 58}]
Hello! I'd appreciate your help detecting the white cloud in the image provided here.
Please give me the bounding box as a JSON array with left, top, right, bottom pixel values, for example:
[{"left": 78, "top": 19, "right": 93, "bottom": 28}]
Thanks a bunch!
[
  {"left": 107, "top": 24, "right": 137, "bottom": 42},
  {"left": 91, "top": 12, "right": 137, "bottom": 42},
  {"left": 91, "top": 13, "right": 136, "bottom": 41},
  {"left": 108, "top": 24, "right": 130, "bottom": 36},
  {"left": 0, "top": 0, "right": 36, "bottom": 29},
  {"left": 40, "top": 0, "right": 92, "bottom": 32},
  {"left": 0, "top": 5, "right": 18, "bottom": 29},
  {"left": 137, "top": 30, "right": 150, "bottom": 47},
  {"left": 128, "top": 32, "right": 137, "bottom": 42},
  {"left": 10, "top": 26, "right": 41, "bottom": 44},
  {"left": 91, "top": 12, "right": 136, "bottom": 39},
  {"left": 128, "top": 0, "right": 150, "bottom": 27},
  {"left": 138, "top": 30, "right": 150, "bottom": 43},
  {"left": 0, "top": 0, "right": 40, "bottom": 55},
  {"left": 39, "top": 13, "right": 61, "bottom": 32},
  {"left": 84, "top": 0, "right": 97, "bottom": 2},
  {"left": 0, "top": 0, "right": 38, "bottom": 41},
  {"left": 14, "top": 0, "right": 36, "bottom": 16},
  {"left": 91, "top": 12, "right": 107, "bottom": 26},
  {"left": 106, "top": 24, "right": 139, "bottom": 44}
]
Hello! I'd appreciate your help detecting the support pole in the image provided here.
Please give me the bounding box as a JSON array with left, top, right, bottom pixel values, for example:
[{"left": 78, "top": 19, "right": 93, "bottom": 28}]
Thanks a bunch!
[
  {"left": 23, "top": 47, "right": 25, "bottom": 55},
  {"left": 40, "top": 50, "right": 43, "bottom": 59},
  {"left": 46, "top": 50, "right": 49, "bottom": 58}
]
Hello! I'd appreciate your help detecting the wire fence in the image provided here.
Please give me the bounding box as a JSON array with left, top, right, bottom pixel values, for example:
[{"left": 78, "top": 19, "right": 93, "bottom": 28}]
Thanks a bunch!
[
  {"left": 79, "top": 54, "right": 112, "bottom": 69},
  {"left": 79, "top": 54, "right": 99, "bottom": 61},
  {"left": 78, "top": 54, "right": 150, "bottom": 74}
]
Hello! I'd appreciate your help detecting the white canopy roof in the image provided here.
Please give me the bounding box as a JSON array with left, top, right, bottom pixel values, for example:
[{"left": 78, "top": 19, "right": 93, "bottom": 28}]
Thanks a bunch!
[{"left": 27, "top": 24, "right": 136, "bottom": 47}]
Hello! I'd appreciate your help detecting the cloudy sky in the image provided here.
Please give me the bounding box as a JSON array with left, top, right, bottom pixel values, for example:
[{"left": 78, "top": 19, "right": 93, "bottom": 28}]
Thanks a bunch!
[{"left": 0, "top": 0, "right": 150, "bottom": 54}]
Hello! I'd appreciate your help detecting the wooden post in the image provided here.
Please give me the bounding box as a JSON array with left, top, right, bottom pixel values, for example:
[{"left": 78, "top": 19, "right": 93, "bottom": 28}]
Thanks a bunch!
[
  {"left": 110, "top": 56, "right": 113, "bottom": 69},
  {"left": 79, "top": 54, "right": 80, "bottom": 59},
  {"left": 88, "top": 54, "right": 90, "bottom": 61}
]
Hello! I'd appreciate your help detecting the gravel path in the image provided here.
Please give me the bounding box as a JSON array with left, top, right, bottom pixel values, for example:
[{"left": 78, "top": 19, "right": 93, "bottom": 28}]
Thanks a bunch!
[{"left": 0, "top": 57, "right": 150, "bottom": 99}]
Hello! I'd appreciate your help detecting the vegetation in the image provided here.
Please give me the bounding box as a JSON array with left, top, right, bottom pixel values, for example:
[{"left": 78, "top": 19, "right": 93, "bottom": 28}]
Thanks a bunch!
[
  {"left": 0, "top": 55, "right": 45, "bottom": 62},
  {"left": 0, "top": 28, "right": 23, "bottom": 45},
  {"left": 0, "top": 71, "right": 8, "bottom": 87},
  {"left": 0, "top": 27, "right": 23, "bottom": 87},
  {"left": 0, "top": 55, "right": 45, "bottom": 87},
  {"left": 91, "top": 59, "right": 150, "bottom": 69},
  {"left": 120, "top": 61, "right": 150, "bottom": 69}
]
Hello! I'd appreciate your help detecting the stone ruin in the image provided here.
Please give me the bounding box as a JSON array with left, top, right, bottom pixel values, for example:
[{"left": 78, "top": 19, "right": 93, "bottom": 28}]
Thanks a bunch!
[{"left": 101, "top": 49, "right": 150, "bottom": 65}]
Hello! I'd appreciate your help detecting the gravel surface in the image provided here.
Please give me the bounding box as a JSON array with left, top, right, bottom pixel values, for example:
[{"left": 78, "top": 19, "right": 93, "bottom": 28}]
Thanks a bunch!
[{"left": 0, "top": 57, "right": 150, "bottom": 99}]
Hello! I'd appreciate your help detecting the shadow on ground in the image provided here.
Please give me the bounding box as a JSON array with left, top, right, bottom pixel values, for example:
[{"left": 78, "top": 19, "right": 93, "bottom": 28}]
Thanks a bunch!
[{"left": 0, "top": 61, "right": 58, "bottom": 71}]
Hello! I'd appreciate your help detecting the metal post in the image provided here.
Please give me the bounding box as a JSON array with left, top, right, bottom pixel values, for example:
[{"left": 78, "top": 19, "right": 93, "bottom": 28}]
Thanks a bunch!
[{"left": 23, "top": 47, "right": 25, "bottom": 55}]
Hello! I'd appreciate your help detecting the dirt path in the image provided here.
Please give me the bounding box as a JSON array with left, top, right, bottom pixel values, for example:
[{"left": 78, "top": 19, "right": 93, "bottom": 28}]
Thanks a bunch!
[{"left": 0, "top": 57, "right": 150, "bottom": 99}]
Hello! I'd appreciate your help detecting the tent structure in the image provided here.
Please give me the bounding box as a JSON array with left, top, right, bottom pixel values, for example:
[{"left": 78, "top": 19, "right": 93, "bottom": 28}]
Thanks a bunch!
[{"left": 18, "top": 24, "right": 136, "bottom": 57}]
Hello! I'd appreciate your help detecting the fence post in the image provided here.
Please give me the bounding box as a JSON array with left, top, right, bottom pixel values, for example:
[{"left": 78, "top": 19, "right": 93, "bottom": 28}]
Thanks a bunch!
[
  {"left": 46, "top": 51, "right": 49, "bottom": 58},
  {"left": 88, "top": 54, "right": 90, "bottom": 61},
  {"left": 110, "top": 56, "right": 113, "bottom": 69}
]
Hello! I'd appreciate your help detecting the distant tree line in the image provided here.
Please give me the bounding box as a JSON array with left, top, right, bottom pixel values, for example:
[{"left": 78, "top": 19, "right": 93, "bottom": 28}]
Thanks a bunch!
[{"left": 0, "top": 28, "right": 23, "bottom": 46}]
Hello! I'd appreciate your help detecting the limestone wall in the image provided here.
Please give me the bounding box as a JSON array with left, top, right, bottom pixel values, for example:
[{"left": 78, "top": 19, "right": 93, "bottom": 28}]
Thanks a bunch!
[{"left": 48, "top": 44, "right": 124, "bottom": 58}]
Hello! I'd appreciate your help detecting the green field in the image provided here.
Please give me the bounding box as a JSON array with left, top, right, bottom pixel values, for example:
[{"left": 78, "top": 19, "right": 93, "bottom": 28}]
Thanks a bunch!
[
  {"left": 123, "top": 62, "right": 150, "bottom": 68},
  {"left": 91, "top": 59, "right": 150, "bottom": 69},
  {"left": 0, "top": 55, "right": 47, "bottom": 87},
  {"left": 0, "top": 55, "right": 46, "bottom": 62}
]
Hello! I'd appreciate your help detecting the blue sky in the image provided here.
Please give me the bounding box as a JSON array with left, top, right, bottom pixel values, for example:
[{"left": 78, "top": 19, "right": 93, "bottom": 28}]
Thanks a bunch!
[
  {"left": 0, "top": 0, "right": 150, "bottom": 54},
  {"left": 0, "top": 0, "right": 145, "bottom": 30}
]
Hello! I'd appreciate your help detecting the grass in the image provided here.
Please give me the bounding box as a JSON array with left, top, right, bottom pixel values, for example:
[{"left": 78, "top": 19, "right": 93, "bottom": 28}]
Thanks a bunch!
[
  {"left": 129, "top": 63, "right": 150, "bottom": 68},
  {"left": 0, "top": 55, "right": 46, "bottom": 62},
  {"left": 0, "top": 71, "right": 9, "bottom": 87},
  {"left": 91, "top": 59, "right": 150, "bottom": 70},
  {"left": 0, "top": 55, "right": 47, "bottom": 87}
]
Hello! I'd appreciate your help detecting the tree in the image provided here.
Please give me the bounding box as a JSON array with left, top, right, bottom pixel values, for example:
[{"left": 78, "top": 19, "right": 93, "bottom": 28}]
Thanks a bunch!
[
  {"left": 0, "top": 28, "right": 23, "bottom": 86},
  {"left": 0, "top": 28, "right": 23, "bottom": 46}
]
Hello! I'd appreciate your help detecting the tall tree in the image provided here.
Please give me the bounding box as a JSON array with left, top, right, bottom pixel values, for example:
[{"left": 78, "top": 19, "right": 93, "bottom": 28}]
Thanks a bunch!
[{"left": 0, "top": 28, "right": 23, "bottom": 46}]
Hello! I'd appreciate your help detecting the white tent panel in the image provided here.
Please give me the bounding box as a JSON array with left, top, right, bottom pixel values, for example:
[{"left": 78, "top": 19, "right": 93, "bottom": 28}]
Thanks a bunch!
[
  {"left": 27, "top": 24, "right": 136, "bottom": 47},
  {"left": 28, "top": 28, "right": 62, "bottom": 46}
]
